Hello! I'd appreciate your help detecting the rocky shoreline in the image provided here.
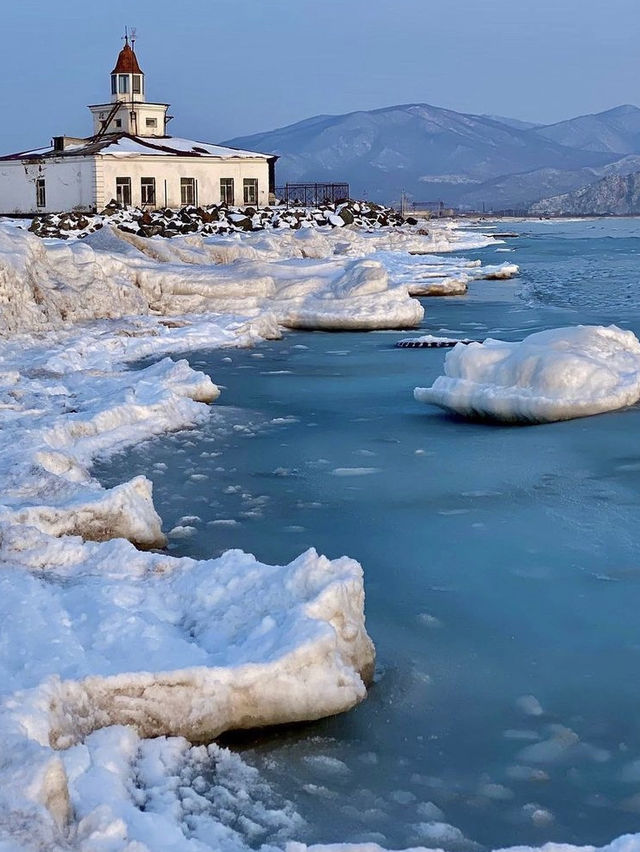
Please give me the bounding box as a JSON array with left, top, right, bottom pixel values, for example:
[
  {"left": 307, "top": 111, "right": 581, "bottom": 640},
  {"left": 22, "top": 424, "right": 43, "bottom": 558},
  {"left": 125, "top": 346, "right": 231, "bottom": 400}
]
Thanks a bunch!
[{"left": 28, "top": 199, "right": 411, "bottom": 240}]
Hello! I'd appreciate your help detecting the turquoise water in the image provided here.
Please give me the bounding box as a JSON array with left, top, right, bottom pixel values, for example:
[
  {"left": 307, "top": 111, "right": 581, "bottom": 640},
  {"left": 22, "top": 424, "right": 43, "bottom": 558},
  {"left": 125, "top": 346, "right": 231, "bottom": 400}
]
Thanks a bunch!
[{"left": 97, "top": 220, "right": 640, "bottom": 850}]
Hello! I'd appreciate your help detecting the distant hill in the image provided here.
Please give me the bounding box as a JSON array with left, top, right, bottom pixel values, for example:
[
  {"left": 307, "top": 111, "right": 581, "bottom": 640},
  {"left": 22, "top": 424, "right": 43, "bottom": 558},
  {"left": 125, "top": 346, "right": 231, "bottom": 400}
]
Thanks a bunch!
[
  {"left": 224, "top": 103, "right": 612, "bottom": 206},
  {"left": 482, "top": 115, "right": 541, "bottom": 131},
  {"left": 530, "top": 171, "right": 640, "bottom": 216},
  {"left": 457, "top": 154, "right": 640, "bottom": 211},
  {"left": 531, "top": 104, "right": 640, "bottom": 155},
  {"left": 224, "top": 103, "right": 640, "bottom": 208}
]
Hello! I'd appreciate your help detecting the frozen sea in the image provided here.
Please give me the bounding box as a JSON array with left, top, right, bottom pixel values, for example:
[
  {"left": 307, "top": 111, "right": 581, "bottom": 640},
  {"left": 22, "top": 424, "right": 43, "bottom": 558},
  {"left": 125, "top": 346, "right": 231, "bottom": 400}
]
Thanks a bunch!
[{"left": 97, "top": 219, "right": 640, "bottom": 851}]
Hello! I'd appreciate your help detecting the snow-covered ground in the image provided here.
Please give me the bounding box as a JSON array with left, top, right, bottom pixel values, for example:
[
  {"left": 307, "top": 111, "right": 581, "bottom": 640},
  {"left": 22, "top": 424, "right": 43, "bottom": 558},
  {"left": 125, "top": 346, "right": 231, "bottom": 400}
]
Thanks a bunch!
[{"left": 0, "top": 217, "right": 563, "bottom": 851}]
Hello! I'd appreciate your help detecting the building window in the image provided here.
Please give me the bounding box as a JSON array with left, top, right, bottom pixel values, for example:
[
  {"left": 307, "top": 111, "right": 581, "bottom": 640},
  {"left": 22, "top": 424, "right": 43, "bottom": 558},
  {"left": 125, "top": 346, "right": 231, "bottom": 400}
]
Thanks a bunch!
[
  {"left": 243, "top": 178, "right": 258, "bottom": 205},
  {"left": 141, "top": 177, "right": 156, "bottom": 205},
  {"left": 220, "top": 178, "right": 234, "bottom": 205},
  {"left": 111, "top": 75, "right": 117, "bottom": 95},
  {"left": 116, "top": 177, "right": 132, "bottom": 206},
  {"left": 145, "top": 118, "right": 158, "bottom": 129},
  {"left": 115, "top": 119, "right": 122, "bottom": 128},
  {"left": 118, "top": 74, "right": 129, "bottom": 94},
  {"left": 180, "top": 177, "right": 196, "bottom": 206},
  {"left": 133, "top": 75, "right": 142, "bottom": 95},
  {"left": 36, "top": 178, "right": 46, "bottom": 208}
]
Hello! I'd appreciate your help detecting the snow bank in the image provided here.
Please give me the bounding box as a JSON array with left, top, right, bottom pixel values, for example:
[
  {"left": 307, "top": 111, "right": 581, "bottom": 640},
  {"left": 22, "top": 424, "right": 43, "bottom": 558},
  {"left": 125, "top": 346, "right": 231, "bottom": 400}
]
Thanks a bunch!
[
  {"left": 0, "top": 531, "right": 374, "bottom": 747},
  {"left": 414, "top": 325, "right": 640, "bottom": 423},
  {"left": 0, "top": 217, "right": 503, "bottom": 336},
  {"left": 0, "top": 224, "right": 424, "bottom": 333},
  {"left": 0, "top": 352, "right": 220, "bottom": 548},
  {"left": 0, "top": 530, "right": 374, "bottom": 848}
]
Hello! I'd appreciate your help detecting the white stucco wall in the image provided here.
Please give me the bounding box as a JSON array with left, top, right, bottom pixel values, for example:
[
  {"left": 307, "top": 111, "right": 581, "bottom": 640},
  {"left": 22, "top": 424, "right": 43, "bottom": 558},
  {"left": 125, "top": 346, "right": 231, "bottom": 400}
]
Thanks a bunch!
[
  {"left": 0, "top": 152, "right": 272, "bottom": 214},
  {"left": 0, "top": 158, "right": 96, "bottom": 215},
  {"left": 98, "top": 156, "right": 271, "bottom": 209},
  {"left": 89, "top": 102, "right": 169, "bottom": 137}
]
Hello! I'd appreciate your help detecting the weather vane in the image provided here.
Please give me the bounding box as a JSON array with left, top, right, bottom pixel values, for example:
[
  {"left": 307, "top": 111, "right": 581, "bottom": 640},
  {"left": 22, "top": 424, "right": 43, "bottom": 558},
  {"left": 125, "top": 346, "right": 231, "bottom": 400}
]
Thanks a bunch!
[{"left": 122, "top": 26, "right": 137, "bottom": 47}]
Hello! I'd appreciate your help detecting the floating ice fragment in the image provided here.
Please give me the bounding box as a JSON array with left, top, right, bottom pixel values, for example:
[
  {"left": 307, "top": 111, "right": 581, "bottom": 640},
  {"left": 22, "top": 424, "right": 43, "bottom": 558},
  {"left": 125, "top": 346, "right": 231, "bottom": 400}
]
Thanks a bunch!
[
  {"left": 168, "top": 524, "right": 197, "bottom": 538},
  {"left": 416, "top": 801, "right": 445, "bottom": 821},
  {"left": 302, "top": 755, "right": 351, "bottom": 777},
  {"left": 411, "top": 820, "right": 478, "bottom": 849},
  {"left": 417, "top": 613, "right": 443, "bottom": 629},
  {"left": 331, "top": 468, "right": 381, "bottom": 477},
  {"left": 516, "top": 724, "right": 609, "bottom": 765},
  {"left": 389, "top": 790, "right": 417, "bottom": 805},
  {"left": 621, "top": 757, "right": 640, "bottom": 782},
  {"left": 415, "top": 325, "right": 640, "bottom": 423},
  {"left": 506, "top": 764, "right": 550, "bottom": 782},
  {"left": 516, "top": 694, "right": 544, "bottom": 716},
  {"left": 478, "top": 782, "right": 514, "bottom": 801},
  {"left": 522, "top": 803, "right": 554, "bottom": 826},
  {"left": 504, "top": 729, "right": 541, "bottom": 741}
]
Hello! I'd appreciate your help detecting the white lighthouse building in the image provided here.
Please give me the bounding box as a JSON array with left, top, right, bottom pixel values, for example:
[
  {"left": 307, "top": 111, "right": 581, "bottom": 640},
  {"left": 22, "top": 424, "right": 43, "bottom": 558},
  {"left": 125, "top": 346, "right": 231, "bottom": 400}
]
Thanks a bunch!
[{"left": 0, "top": 35, "right": 277, "bottom": 215}]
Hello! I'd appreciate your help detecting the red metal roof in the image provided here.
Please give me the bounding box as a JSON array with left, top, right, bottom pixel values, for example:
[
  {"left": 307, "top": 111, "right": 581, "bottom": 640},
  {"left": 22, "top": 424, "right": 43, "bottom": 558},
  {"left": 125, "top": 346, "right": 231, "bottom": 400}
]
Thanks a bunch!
[{"left": 111, "top": 43, "right": 143, "bottom": 75}]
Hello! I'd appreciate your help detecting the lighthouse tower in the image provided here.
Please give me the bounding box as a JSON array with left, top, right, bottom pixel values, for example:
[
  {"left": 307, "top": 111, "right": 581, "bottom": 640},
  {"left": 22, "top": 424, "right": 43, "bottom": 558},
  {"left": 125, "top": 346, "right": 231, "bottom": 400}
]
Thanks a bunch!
[{"left": 88, "top": 33, "right": 170, "bottom": 138}]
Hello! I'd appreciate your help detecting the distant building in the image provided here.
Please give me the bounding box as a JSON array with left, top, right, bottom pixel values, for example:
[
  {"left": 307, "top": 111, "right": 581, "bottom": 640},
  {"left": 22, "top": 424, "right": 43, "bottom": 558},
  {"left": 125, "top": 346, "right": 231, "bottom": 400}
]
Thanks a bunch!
[{"left": 0, "top": 34, "right": 277, "bottom": 215}]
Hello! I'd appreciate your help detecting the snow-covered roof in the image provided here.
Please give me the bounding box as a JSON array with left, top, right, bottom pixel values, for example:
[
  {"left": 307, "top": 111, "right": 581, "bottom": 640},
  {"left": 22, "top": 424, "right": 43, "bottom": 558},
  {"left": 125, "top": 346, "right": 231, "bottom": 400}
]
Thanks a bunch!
[
  {"left": 0, "top": 133, "right": 276, "bottom": 162},
  {"left": 99, "top": 135, "right": 275, "bottom": 159}
]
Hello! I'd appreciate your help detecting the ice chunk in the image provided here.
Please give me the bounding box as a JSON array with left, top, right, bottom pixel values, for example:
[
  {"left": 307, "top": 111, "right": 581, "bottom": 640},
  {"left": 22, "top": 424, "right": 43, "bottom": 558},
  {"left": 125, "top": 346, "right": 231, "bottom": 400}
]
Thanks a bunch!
[
  {"left": 0, "top": 531, "right": 375, "bottom": 748},
  {"left": 415, "top": 325, "right": 640, "bottom": 423},
  {"left": 516, "top": 694, "right": 544, "bottom": 717}
]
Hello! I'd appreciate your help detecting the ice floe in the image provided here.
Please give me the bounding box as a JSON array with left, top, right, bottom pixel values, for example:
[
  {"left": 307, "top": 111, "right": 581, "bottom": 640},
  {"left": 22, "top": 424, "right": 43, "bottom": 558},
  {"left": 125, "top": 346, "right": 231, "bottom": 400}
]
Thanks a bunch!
[{"left": 414, "top": 325, "right": 640, "bottom": 423}]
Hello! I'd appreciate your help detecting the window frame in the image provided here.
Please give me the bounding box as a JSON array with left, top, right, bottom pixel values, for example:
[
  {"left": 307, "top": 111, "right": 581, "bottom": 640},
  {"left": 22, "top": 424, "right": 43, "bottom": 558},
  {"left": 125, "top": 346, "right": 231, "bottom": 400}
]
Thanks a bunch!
[
  {"left": 140, "top": 177, "right": 156, "bottom": 206},
  {"left": 111, "top": 75, "right": 117, "bottom": 96},
  {"left": 36, "top": 177, "right": 46, "bottom": 209},
  {"left": 220, "top": 177, "right": 234, "bottom": 205},
  {"left": 180, "top": 177, "right": 197, "bottom": 207},
  {"left": 132, "top": 75, "right": 142, "bottom": 95},
  {"left": 145, "top": 117, "right": 158, "bottom": 129},
  {"left": 115, "top": 176, "right": 132, "bottom": 207},
  {"left": 118, "top": 74, "right": 130, "bottom": 94},
  {"left": 243, "top": 178, "right": 258, "bottom": 205}
]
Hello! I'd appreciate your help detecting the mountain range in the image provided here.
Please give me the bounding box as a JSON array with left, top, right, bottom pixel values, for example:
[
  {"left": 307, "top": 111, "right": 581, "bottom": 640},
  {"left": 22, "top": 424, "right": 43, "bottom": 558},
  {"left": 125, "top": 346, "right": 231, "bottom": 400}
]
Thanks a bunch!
[
  {"left": 530, "top": 171, "right": 640, "bottom": 216},
  {"left": 224, "top": 104, "right": 640, "bottom": 211}
]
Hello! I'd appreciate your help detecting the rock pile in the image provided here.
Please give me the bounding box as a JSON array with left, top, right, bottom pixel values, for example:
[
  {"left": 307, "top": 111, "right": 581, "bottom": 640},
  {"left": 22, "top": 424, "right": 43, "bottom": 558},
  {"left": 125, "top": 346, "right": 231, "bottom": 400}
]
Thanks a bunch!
[{"left": 28, "top": 199, "right": 408, "bottom": 240}]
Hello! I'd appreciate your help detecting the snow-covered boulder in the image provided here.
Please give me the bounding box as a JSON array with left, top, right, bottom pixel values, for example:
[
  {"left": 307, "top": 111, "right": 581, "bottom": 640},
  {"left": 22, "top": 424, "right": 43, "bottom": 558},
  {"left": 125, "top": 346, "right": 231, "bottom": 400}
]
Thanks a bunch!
[{"left": 414, "top": 325, "right": 640, "bottom": 423}]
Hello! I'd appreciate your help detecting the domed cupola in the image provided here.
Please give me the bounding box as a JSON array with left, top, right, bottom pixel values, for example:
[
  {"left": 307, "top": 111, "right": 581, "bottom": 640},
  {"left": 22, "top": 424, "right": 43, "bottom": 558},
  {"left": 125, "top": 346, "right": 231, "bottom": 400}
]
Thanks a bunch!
[
  {"left": 88, "top": 31, "right": 171, "bottom": 138},
  {"left": 110, "top": 32, "right": 145, "bottom": 103}
]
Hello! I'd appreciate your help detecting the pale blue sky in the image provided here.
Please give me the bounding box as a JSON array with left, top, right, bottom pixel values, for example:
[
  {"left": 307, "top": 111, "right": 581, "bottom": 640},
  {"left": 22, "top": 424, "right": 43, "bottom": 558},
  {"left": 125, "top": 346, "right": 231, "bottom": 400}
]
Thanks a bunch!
[{"left": 1, "top": 0, "right": 638, "bottom": 153}]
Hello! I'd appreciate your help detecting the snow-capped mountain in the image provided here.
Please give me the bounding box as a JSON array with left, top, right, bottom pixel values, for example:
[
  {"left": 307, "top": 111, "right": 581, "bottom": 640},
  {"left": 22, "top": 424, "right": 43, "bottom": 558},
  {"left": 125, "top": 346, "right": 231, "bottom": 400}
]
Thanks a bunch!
[
  {"left": 530, "top": 170, "right": 640, "bottom": 216},
  {"left": 532, "top": 104, "right": 640, "bottom": 155},
  {"left": 224, "top": 103, "right": 640, "bottom": 209}
]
